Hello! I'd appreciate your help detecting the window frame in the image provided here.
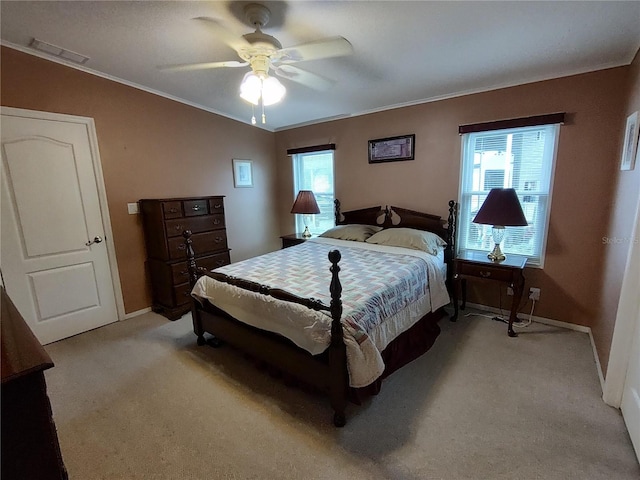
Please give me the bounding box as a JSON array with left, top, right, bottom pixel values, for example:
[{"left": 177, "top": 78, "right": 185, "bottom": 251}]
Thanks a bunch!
[
  {"left": 292, "top": 149, "right": 335, "bottom": 235},
  {"left": 457, "top": 123, "right": 561, "bottom": 268}
]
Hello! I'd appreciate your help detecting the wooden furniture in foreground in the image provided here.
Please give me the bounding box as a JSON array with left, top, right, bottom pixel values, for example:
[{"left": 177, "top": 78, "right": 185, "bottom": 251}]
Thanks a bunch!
[
  {"left": 186, "top": 200, "right": 457, "bottom": 426},
  {"left": 280, "top": 233, "right": 311, "bottom": 248},
  {"left": 1, "top": 286, "right": 68, "bottom": 480},
  {"left": 140, "top": 196, "right": 231, "bottom": 320},
  {"left": 451, "top": 250, "right": 527, "bottom": 337}
]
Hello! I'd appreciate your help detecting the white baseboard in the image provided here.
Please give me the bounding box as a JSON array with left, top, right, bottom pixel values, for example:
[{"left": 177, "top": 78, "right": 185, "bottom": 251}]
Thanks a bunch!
[
  {"left": 123, "top": 307, "right": 152, "bottom": 320},
  {"left": 462, "top": 302, "right": 605, "bottom": 391}
]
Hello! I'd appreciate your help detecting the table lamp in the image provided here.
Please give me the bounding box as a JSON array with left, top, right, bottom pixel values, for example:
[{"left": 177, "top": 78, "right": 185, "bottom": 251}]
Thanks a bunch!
[
  {"left": 291, "top": 190, "right": 320, "bottom": 238},
  {"left": 472, "top": 188, "right": 528, "bottom": 262}
]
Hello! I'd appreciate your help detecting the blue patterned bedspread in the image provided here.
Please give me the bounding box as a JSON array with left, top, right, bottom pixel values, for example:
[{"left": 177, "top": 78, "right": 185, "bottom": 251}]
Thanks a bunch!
[
  {"left": 213, "top": 240, "right": 430, "bottom": 345},
  {"left": 193, "top": 237, "right": 448, "bottom": 386}
]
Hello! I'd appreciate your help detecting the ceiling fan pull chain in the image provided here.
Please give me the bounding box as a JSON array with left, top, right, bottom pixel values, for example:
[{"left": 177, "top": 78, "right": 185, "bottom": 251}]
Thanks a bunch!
[
  {"left": 251, "top": 104, "right": 256, "bottom": 125},
  {"left": 261, "top": 100, "right": 266, "bottom": 124}
]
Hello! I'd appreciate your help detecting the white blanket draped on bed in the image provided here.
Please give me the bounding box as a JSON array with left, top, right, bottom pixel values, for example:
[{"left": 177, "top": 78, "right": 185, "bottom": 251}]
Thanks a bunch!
[{"left": 191, "top": 237, "right": 449, "bottom": 387}]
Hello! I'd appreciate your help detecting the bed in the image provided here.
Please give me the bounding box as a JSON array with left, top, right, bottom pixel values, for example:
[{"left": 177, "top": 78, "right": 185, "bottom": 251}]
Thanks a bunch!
[{"left": 184, "top": 200, "right": 457, "bottom": 426}]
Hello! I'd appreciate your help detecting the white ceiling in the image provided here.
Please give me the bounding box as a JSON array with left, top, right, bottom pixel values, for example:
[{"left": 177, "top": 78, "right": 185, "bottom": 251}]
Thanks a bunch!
[{"left": 2, "top": 1, "right": 639, "bottom": 132}]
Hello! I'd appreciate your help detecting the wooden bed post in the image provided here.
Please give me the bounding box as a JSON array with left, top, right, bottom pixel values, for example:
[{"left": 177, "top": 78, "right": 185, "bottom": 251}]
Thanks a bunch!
[
  {"left": 334, "top": 199, "right": 342, "bottom": 224},
  {"left": 183, "top": 230, "right": 198, "bottom": 288},
  {"left": 445, "top": 200, "right": 458, "bottom": 309},
  {"left": 328, "top": 249, "right": 348, "bottom": 427},
  {"left": 183, "top": 230, "right": 206, "bottom": 346},
  {"left": 445, "top": 200, "right": 457, "bottom": 263}
]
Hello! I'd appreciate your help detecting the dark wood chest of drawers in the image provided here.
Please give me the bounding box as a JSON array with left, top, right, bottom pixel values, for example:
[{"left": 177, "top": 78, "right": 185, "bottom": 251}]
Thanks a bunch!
[
  {"left": 1, "top": 286, "right": 68, "bottom": 480},
  {"left": 140, "top": 196, "right": 230, "bottom": 320}
]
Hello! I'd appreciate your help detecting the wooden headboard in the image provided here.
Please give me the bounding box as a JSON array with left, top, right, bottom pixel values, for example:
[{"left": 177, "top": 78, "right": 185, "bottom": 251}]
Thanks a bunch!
[{"left": 334, "top": 199, "right": 458, "bottom": 266}]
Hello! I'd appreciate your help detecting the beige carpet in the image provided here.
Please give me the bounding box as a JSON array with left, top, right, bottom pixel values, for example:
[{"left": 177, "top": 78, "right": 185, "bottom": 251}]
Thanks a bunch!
[{"left": 43, "top": 310, "right": 639, "bottom": 480}]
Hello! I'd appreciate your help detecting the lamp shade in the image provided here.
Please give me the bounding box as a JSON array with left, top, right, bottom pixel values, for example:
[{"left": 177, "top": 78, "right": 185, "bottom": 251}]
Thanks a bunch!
[
  {"left": 473, "top": 188, "right": 528, "bottom": 227},
  {"left": 291, "top": 190, "right": 320, "bottom": 214}
]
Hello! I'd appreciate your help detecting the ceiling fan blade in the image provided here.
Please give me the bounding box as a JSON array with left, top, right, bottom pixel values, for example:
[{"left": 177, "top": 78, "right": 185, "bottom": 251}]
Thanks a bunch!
[
  {"left": 158, "top": 61, "right": 249, "bottom": 72},
  {"left": 276, "top": 37, "right": 353, "bottom": 64},
  {"left": 274, "top": 65, "right": 334, "bottom": 91},
  {"left": 194, "top": 16, "right": 251, "bottom": 52}
]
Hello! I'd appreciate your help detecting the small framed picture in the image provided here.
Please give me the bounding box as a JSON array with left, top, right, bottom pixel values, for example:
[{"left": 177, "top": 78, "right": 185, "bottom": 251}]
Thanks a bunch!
[
  {"left": 620, "top": 111, "right": 639, "bottom": 171},
  {"left": 232, "top": 159, "right": 253, "bottom": 188},
  {"left": 368, "top": 134, "right": 415, "bottom": 163}
]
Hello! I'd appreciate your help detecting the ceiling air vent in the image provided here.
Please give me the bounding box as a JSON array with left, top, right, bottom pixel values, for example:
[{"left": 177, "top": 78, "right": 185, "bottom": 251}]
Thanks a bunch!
[{"left": 29, "top": 38, "right": 90, "bottom": 65}]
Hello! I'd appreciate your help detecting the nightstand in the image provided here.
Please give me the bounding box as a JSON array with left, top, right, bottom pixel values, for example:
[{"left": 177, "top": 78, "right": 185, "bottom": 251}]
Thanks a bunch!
[
  {"left": 451, "top": 250, "right": 527, "bottom": 337},
  {"left": 280, "top": 233, "right": 311, "bottom": 249}
]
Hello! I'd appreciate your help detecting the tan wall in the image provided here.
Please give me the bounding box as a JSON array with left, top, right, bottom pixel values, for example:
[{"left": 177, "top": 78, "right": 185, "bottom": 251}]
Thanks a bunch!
[
  {"left": 275, "top": 67, "right": 629, "bottom": 338},
  {"left": 3, "top": 45, "right": 636, "bottom": 372},
  {"left": 597, "top": 49, "right": 640, "bottom": 373},
  {"left": 1, "top": 47, "right": 280, "bottom": 314}
]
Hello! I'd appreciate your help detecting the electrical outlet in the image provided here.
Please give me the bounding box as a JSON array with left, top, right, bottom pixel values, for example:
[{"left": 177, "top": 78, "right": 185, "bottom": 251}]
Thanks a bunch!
[
  {"left": 507, "top": 286, "right": 514, "bottom": 296},
  {"left": 529, "top": 287, "right": 541, "bottom": 301}
]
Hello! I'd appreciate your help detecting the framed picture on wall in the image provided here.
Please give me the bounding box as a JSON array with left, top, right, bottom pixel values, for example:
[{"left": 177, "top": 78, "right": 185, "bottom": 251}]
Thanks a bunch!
[
  {"left": 620, "top": 111, "right": 639, "bottom": 171},
  {"left": 232, "top": 159, "right": 253, "bottom": 188},
  {"left": 368, "top": 134, "right": 415, "bottom": 163}
]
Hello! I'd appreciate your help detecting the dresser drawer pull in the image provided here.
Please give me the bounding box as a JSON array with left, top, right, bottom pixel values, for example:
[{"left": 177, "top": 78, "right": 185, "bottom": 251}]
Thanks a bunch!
[
  {"left": 213, "top": 219, "right": 221, "bottom": 225},
  {"left": 192, "top": 205, "right": 201, "bottom": 211},
  {"left": 179, "top": 269, "right": 188, "bottom": 276},
  {"left": 214, "top": 237, "right": 223, "bottom": 243},
  {"left": 479, "top": 271, "right": 491, "bottom": 278},
  {"left": 168, "top": 208, "right": 178, "bottom": 213},
  {"left": 213, "top": 204, "right": 222, "bottom": 209},
  {"left": 215, "top": 260, "right": 226, "bottom": 267},
  {"left": 178, "top": 244, "right": 186, "bottom": 250},
  {"left": 174, "top": 225, "right": 183, "bottom": 231}
]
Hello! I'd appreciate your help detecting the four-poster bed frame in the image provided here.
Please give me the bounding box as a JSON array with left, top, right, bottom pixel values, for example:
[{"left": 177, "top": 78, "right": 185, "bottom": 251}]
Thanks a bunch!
[{"left": 184, "top": 200, "right": 457, "bottom": 426}]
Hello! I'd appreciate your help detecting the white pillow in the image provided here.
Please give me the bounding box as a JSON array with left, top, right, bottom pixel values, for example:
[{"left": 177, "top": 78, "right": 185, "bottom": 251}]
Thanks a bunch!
[
  {"left": 365, "top": 228, "right": 447, "bottom": 255},
  {"left": 319, "top": 224, "right": 383, "bottom": 242}
]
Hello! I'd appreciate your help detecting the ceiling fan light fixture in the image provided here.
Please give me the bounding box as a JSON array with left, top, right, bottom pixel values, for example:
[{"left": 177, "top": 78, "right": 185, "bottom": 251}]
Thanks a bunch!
[
  {"left": 261, "top": 76, "right": 286, "bottom": 106},
  {"left": 239, "top": 72, "right": 261, "bottom": 105},
  {"left": 239, "top": 71, "right": 286, "bottom": 107}
]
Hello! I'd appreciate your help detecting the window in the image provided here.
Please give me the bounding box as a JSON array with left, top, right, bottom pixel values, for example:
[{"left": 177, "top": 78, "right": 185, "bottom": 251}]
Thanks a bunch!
[
  {"left": 292, "top": 150, "right": 335, "bottom": 235},
  {"left": 458, "top": 123, "right": 560, "bottom": 266}
]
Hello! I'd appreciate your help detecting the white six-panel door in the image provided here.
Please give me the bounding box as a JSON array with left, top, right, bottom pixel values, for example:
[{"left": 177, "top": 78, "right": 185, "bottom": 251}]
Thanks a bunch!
[
  {"left": 621, "top": 307, "right": 640, "bottom": 461},
  {"left": 1, "top": 108, "right": 120, "bottom": 344},
  {"left": 619, "top": 197, "right": 640, "bottom": 461}
]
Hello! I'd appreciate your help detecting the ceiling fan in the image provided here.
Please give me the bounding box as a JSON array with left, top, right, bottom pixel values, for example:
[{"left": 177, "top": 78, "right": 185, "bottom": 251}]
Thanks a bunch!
[{"left": 159, "top": 3, "right": 353, "bottom": 123}]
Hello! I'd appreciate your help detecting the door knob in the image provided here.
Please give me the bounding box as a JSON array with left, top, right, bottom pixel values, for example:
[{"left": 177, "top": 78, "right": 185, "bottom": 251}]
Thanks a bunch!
[{"left": 86, "top": 236, "right": 103, "bottom": 246}]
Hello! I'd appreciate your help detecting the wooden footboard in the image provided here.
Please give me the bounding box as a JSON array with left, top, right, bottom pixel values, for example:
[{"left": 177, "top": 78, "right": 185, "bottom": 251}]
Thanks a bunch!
[{"left": 184, "top": 231, "right": 349, "bottom": 427}]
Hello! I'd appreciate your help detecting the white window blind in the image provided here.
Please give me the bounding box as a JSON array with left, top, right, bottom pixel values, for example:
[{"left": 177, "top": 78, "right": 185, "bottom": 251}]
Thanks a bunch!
[
  {"left": 459, "top": 124, "right": 560, "bottom": 266},
  {"left": 292, "top": 150, "right": 335, "bottom": 235}
]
